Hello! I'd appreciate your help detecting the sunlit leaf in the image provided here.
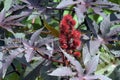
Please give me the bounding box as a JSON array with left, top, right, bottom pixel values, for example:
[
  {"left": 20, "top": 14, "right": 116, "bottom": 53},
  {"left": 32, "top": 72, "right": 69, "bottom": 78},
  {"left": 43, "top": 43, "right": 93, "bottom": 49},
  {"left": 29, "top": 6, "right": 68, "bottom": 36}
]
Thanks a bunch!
[
  {"left": 88, "top": 39, "right": 101, "bottom": 55},
  {"left": 82, "top": 44, "right": 91, "bottom": 65},
  {"left": 86, "top": 55, "right": 99, "bottom": 75},
  {"left": 75, "top": 4, "right": 86, "bottom": 24},
  {"left": 4, "top": 0, "right": 13, "bottom": 11},
  {"left": 43, "top": 20, "right": 59, "bottom": 37},
  {"left": 49, "top": 67, "right": 74, "bottom": 76},
  {"left": 56, "top": 0, "right": 83, "bottom": 9}
]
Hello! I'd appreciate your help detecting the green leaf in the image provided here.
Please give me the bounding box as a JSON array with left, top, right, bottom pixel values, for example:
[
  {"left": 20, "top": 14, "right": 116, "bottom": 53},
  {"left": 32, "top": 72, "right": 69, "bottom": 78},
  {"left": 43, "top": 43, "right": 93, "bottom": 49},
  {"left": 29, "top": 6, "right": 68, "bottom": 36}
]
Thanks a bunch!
[
  {"left": 4, "top": 0, "right": 12, "bottom": 11},
  {"left": 43, "top": 20, "right": 59, "bottom": 37},
  {"left": 4, "top": 73, "right": 20, "bottom": 80}
]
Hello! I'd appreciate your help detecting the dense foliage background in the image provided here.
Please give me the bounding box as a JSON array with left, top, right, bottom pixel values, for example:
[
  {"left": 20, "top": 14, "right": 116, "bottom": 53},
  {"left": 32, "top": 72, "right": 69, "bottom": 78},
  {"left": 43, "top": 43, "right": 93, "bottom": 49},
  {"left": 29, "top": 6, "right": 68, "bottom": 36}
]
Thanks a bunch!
[{"left": 0, "top": 0, "right": 120, "bottom": 80}]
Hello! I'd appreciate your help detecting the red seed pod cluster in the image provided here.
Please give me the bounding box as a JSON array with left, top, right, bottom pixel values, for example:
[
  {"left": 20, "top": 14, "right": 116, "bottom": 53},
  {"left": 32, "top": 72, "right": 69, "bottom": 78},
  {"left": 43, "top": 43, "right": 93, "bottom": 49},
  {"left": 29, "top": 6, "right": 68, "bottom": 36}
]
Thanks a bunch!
[
  {"left": 73, "top": 51, "right": 81, "bottom": 57},
  {"left": 59, "top": 14, "right": 81, "bottom": 50}
]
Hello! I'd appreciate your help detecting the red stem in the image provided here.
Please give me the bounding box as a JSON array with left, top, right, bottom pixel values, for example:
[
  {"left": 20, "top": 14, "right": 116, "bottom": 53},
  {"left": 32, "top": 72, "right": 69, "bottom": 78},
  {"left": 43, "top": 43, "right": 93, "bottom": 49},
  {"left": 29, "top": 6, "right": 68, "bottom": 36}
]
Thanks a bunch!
[{"left": 36, "top": 50, "right": 64, "bottom": 64}]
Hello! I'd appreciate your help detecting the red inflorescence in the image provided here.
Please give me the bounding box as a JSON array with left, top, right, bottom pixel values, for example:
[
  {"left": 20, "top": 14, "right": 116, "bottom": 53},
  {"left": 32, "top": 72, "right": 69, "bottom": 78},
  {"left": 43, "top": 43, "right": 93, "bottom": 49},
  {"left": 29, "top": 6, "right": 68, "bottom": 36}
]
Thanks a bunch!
[
  {"left": 73, "top": 51, "right": 81, "bottom": 57},
  {"left": 59, "top": 14, "right": 81, "bottom": 51}
]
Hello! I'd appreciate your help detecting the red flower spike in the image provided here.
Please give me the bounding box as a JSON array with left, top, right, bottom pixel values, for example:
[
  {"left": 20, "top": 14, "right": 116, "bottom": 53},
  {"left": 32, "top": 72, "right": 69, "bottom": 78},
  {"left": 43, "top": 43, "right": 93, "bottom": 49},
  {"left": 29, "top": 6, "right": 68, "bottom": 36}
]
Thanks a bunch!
[
  {"left": 69, "top": 19, "right": 76, "bottom": 26},
  {"left": 73, "top": 51, "right": 81, "bottom": 57},
  {"left": 59, "top": 38, "right": 67, "bottom": 44},
  {"left": 62, "top": 15, "right": 76, "bottom": 27},
  {"left": 71, "top": 30, "right": 81, "bottom": 38},
  {"left": 59, "top": 34, "right": 67, "bottom": 44},
  {"left": 61, "top": 44, "right": 68, "bottom": 49},
  {"left": 60, "top": 24, "right": 69, "bottom": 34},
  {"left": 63, "top": 14, "right": 73, "bottom": 20},
  {"left": 73, "top": 39, "right": 81, "bottom": 48},
  {"left": 59, "top": 14, "right": 81, "bottom": 50}
]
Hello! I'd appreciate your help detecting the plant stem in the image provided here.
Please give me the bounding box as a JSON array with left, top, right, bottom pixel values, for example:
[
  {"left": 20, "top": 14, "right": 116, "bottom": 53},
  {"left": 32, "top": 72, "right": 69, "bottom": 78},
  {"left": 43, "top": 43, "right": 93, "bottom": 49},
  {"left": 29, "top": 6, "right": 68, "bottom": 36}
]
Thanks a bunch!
[{"left": 36, "top": 50, "right": 64, "bottom": 64}]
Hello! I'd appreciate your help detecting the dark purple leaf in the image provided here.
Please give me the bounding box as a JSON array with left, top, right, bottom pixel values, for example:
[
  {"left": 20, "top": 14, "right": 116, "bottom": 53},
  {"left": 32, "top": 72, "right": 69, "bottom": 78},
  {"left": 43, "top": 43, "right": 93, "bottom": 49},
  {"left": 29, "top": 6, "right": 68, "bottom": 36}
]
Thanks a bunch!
[
  {"left": 20, "top": 0, "right": 42, "bottom": 8},
  {"left": 85, "top": 17, "right": 98, "bottom": 38},
  {"left": 3, "top": 11, "right": 30, "bottom": 22},
  {"left": 0, "top": 48, "right": 24, "bottom": 78},
  {"left": 29, "top": 28, "right": 43, "bottom": 46},
  {"left": 9, "top": 5, "right": 26, "bottom": 13},
  {"left": 37, "top": 37, "right": 56, "bottom": 47},
  {"left": 110, "top": 13, "right": 119, "bottom": 21},
  {"left": 94, "top": 1, "right": 120, "bottom": 11},
  {"left": 23, "top": 60, "right": 46, "bottom": 80},
  {"left": 100, "top": 15, "right": 111, "bottom": 37},
  {"left": 23, "top": 41, "right": 34, "bottom": 62},
  {"left": 60, "top": 48, "right": 83, "bottom": 77},
  {"left": 56, "top": 0, "right": 83, "bottom": 9},
  {"left": 37, "top": 43, "right": 54, "bottom": 57},
  {"left": 0, "top": 11, "right": 31, "bottom": 33}
]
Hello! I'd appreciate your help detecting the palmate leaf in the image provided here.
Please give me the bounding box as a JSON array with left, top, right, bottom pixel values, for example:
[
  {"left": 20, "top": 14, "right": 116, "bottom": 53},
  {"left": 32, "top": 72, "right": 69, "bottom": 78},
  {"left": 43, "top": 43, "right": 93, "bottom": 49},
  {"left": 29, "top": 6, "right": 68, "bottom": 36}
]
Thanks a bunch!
[
  {"left": 0, "top": 48, "right": 24, "bottom": 78},
  {"left": 56, "top": 0, "right": 83, "bottom": 9},
  {"left": 85, "top": 17, "right": 98, "bottom": 38},
  {"left": 37, "top": 41, "right": 54, "bottom": 58},
  {"left": 29, "top": 28, "right": 43, "bottom": 46},
  {"left": 93, "top": 1, "right": 120, "bottom": 12},
  {"left": 0, "top": 9, "right": 5, "bottom": 23},
  {"left": 86, "top": 55, "right": 99, "bottom": 75},
  {"left": 23, "top": 29, "right": 56, "bottom": 62},
  {"left": 23, "top": 41, "right": 34, "bottom": 62},
  {"left": 82, "top": 44, "right": 91, "bottom": 65},
  {"left": 37, "top": 37, "right": 56, "bottom": 47},
  {"left": 88, "top": 39, "right": 101, "bottom": 55},
  {"left": 20, "top": 0, "right": 41, "bottom": 8},
  {"left": 0, "top": 10, "right": 31, "bottom": 33},
  {"left": 8, "top": 5, "right": 26, "bottom": 14},
  {"left": 92, "top": 7, "right": 106, "bottom": 18},
  {"left": 100, "top": 15, "right": 111, "bottom": 37},
  {"left": 60, "top": 48, "right": 83, "bottom": 77},
  {"left": 4, "top": 11, "right": 30, "bottom": 22},
  {"left": 45, "top": 43, "right": 54, "bottom": 57},
  {"left": 74, "top": 4, "right": 86, "bottom": 24},
  {"left": 49, "top": 67, "right": 75, "bottom": 76},
  {"left": 23, "top": 59, "right": 45, "bottom": 80}
]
